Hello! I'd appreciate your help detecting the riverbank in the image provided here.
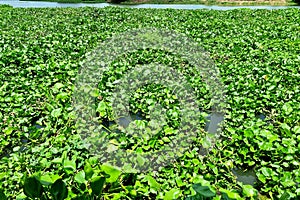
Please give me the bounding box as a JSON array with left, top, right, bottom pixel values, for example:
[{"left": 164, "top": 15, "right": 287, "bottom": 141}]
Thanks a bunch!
[
  {"left": 21, "top": 0, "right": 299, "bottom": 6},
  {"left": 121, "top": 0, "right": 297, "bottom": 6}
]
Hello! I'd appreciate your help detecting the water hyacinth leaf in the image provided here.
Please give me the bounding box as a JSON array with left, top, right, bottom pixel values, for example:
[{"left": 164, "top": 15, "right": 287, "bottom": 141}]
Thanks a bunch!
[
  {"left": 97, "top": 101, "right": 108, "bottom": 117},
  {"left": 292, "top": 126, "right": 300, "bottom": 134},
  {"left": 89, "top": 88, "right": 99, "bottom": 97},
  {"left": 84, "top": 162, "right": 94, "bottom": 180},
  {"left": 261, "top": 167, "right": 272, "bottom": 177},
  {"left": 146, "top": 175, "right": 161, "bottom": 191},
  {"left": 50, "top": 179, "right": 68, "bottom": 200},
  {"left": 52, "top": 157, "right": 63, "bottom": 164},
  {"left": 51, "top": 108, "right": 62, "bottom": 118},
  {"left": 280, "top": 123, "right": 291, "bottom": 135},
  {"left": 257, "top": 173, "right": 266, "bottom": 184},
  {"left": 23, "top": 176, "right": 43, "bottom": 198},
  {"left": 163, "top": 188, "right": 181, "bottom": 200},
  {"left": 74, "top": 170, "right": 86, "bottom": 184},
  {"left": 39, "top": 174, "right": 61, "bottom": 186},
  {"left": 0, "top": 173, "right": 5, "bottom": 181},
  {"left": 90, "top": 176, "right": 105, "bottom": 196},
  {"left": 0, "top": 190, "right": 6, "bottom": 200},
  {"left": 282, "top": 102, "right": 293, "bottom": 115},
  {"left": 279, "top": 191, "right": 290, "bottom": 200},
  {"left": 220, "top": 188, "right": 242, "bottom": 200},
  {"left": 192, "top": 184, "right": 215, "bottom": 197},
  {"left": 4, "top": 127, "right": 14, "bottom": 135},
  {"left": 53, "top": 82, "right": 64, "bottom": 91},
  {"left": 101, "top": 164, "right": 121, "bottom": 183},
  {"left": 63, "top": 159, "right": 76, "bottom": 174},
  {"left": 56, "top": 92, "right": 69, "bottom": 101},
  {"left": 242, "top": 185, "right": 257, "bottom": 197},
  {"left": 137, "top": 154, "right": 146, "bottom": 166}
]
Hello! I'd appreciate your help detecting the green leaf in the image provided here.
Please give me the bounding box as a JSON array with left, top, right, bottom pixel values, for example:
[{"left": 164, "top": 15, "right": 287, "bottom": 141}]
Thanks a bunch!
[
  {"left": 257, "top": 173, "right": 266, "bottom": 184},
  {"left": 101, "top": 164, "right": 121, "bottom": 183},
  {"left": 192, "top": 184, "right": 215, "bottom": 197},
  {"left": 163, "top": 188, "right": 181, "bottom": 200},
  {"left": 51, "top": 108, "right": 62, "bottom": 118},
  {"left": 50, "top": 179, "right": 68, "bottom": 200},
  {"left": 280, "top": 123, "right": 291, "bottom": 135},
  {"left": 56, "top": 92, "right": 69, "bottom": 100},
  {"left": 63, "top": 159, "right": 76, "bottom": 174},
  {"left": 23, "top": 176, "right": 43, "bottom": 198},
  {"left": 292, "top": 126, "right": 300, "bottom": 134},
  {"left": 39, "top": 174, "right": 61, "bottom": 186},
  {"left": 282, "top": 102, "right": 293, "bottom": 115},
  {"left": 242, "top": 185, "right": 256, "bottom": 197},
  {"left": 53, "top": 82, "right": 64, "bottom": 90},
  {"left": 220, "top": 188, "right": 242, "bottom": 200},
  {"left": 74, "top": 170, "right": 85, "bottom": 184},
  {"left": 89, "top": 88, "right": 99, "bottom": 97},
  {"left": 146, "top": 175, "right": 161, "bottom": 191},
  {"left": 0, "top": 173, "right": 6, "bottom": 180},
  {"left": 84, "top": 162, "right": 94, "bottom": 180},
  {"left": 0, "top": 190, "right": 7, "bottom": 200},
  {"left": 279, "top": 191, "right": 290, "bottom": 200},
  {"left": 90, "top": 176, "right": 105, "bottom": 196},
  {"left": 261, "top": 167, "right": 272, "bottom": 177},
  {"left": 52, "top": 157, "right": 63, "bottom": 164},
  {"left": 97, "top": 101, "right": 107, "bottom": 117},
  {"left": 175, "top": 177, "right": 184, "bottom": 187},
  {"left": 4, "top": 127, "right": 14, "bottom": 135},
  {"left": 137, "top": 154, "right": 146, "bottom": 166}
]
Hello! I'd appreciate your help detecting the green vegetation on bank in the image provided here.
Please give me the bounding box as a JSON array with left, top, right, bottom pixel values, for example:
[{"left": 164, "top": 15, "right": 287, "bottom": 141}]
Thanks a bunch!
[
  {"left": 121, "top": 0, "right": 297, "bottom": 6},
  {"left": 0, "top": 4, "right": 13, "bottom": 8},
  {"left": 0, "top": 6, "right": 299, "bottom": 200},
  {"left": 21, "top": 0, "right": 300, "bottom": 6}
]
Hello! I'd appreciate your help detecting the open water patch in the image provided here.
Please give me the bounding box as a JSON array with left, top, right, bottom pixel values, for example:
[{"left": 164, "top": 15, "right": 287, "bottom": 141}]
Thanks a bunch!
[{"left": 232, "top": 167, "right": 257, "bottom": 186}]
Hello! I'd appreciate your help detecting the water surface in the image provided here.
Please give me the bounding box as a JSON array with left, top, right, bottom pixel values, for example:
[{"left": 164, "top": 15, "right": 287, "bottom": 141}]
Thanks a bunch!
[{"left": 232, "top": 167, "right": 257, "bottom": 186}]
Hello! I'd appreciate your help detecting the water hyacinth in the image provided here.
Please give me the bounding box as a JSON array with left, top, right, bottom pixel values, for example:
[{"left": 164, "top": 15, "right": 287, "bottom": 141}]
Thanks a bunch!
[{"left": 0, "top": 6, "right": 299, "bottom": 199}]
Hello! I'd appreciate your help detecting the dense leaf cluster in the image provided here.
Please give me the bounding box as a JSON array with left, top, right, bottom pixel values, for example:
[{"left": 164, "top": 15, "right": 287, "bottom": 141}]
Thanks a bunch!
[{"left": 0, "top": 6, "right": 299, "bottom": 199}]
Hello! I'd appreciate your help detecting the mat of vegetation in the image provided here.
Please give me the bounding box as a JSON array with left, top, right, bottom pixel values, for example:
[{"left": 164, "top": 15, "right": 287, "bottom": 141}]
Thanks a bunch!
[{"left": 0, "top": 5, "right": 299, "bottom": 200}]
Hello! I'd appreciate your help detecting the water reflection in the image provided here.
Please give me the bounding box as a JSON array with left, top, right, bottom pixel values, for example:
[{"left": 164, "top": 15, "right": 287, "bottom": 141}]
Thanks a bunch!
[
  {"left": 102, "top": 111, "right": 145, "bottom": 131},
  {"left": 205, "top": 112, "right": 224, "bottom": 134},
  {"left": 232, "top": 167, "right": 257, "bottom": 186},
  {"left": 257, "top": 113, "right": 266, "bottom": 120}
]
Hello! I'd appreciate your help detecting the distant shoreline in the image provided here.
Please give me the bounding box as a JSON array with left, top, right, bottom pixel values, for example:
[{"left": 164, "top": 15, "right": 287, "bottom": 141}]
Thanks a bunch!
[{"left": 21, "top": 0, "right": 298, "bottom": 6}]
